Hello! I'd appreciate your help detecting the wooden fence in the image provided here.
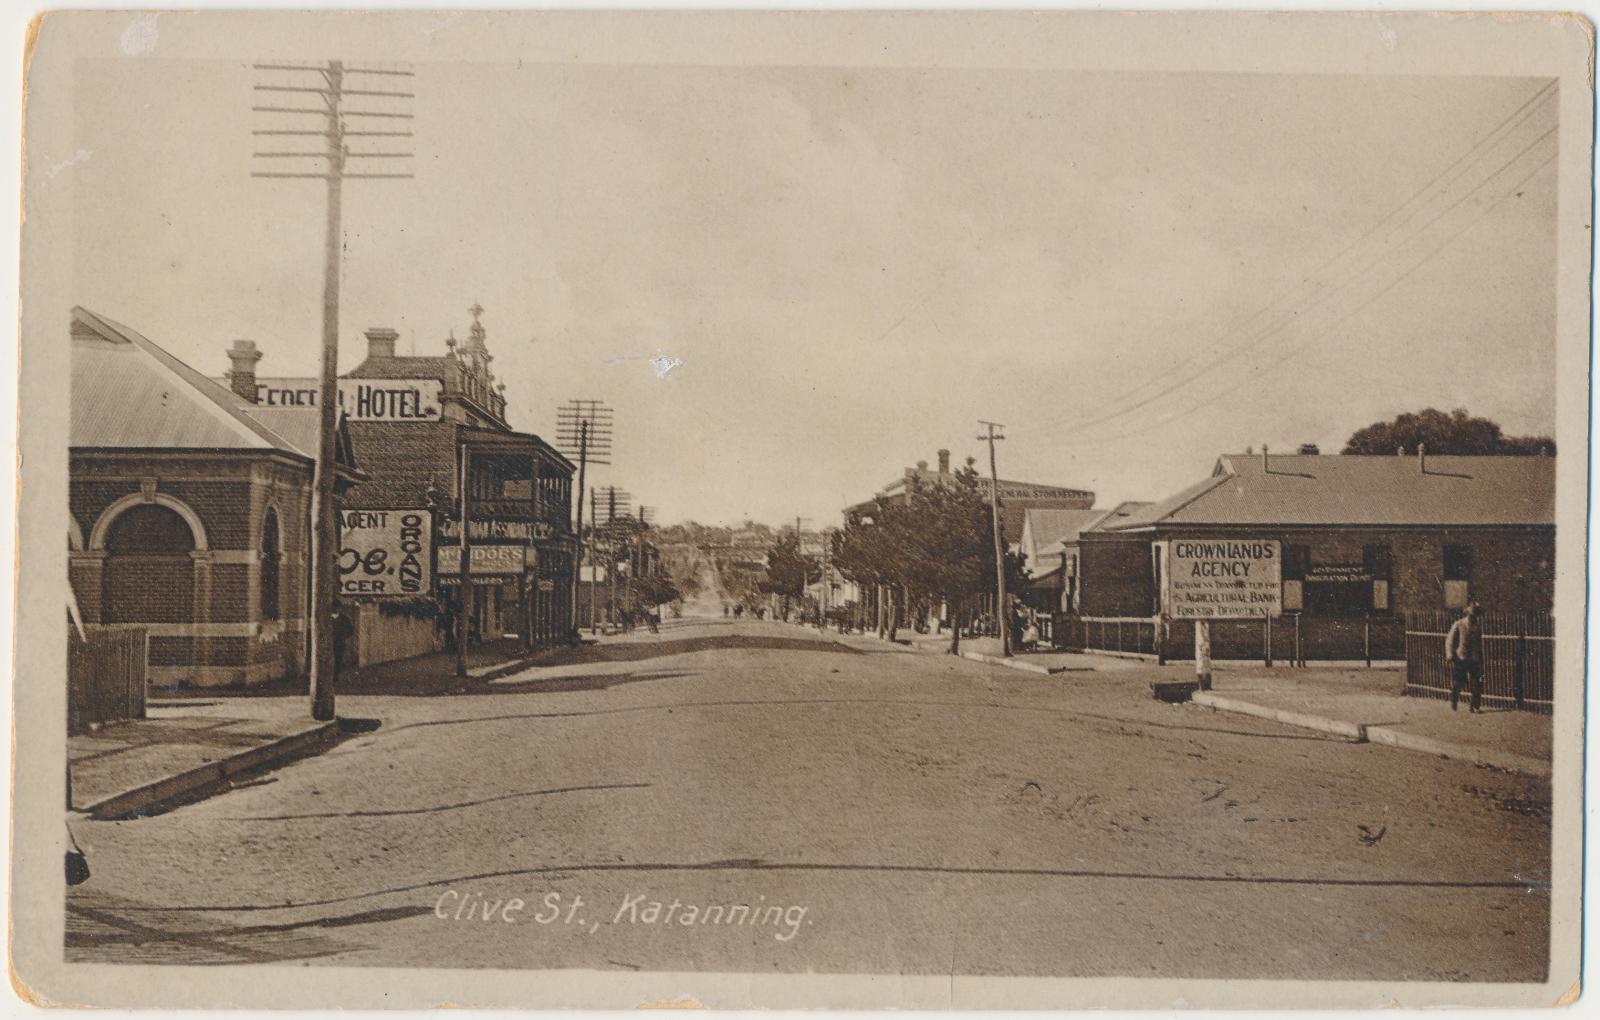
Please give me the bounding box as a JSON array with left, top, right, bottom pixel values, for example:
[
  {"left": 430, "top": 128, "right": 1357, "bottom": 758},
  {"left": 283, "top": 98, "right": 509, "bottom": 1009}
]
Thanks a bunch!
[
  {"left": 1403, "top": 610, "right": 1553, "bottom": 714},
  {"left": 68, "top": 625, "right": 147, "bottom": 734}
]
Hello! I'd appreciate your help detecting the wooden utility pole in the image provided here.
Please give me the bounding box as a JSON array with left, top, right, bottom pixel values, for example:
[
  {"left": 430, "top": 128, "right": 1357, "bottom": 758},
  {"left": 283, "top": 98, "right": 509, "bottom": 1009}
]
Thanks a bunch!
[
  {"left": 589, "top": 487, "right": 599, "bottom": 634},
  {"left": 978, "top": 420, "right": 1010, "bottom": 656},
  {"left": 572, "top": 420, "right": 588, "bottom": 633},
  {"left": 456, "top": 442, "right": 472, "bottom": 679},
  {"left": 251, "top": 59, "right": 414, "bottom": 719},
  {"left": 556, "top": 400, "right": 612, "bottom": 636}
]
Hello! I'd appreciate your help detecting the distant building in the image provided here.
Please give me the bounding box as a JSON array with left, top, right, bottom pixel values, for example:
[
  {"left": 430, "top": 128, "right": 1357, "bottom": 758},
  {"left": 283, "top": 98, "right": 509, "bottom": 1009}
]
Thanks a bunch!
[
  {"left": 70, "top": 307, "right": 363, "bottom": 687},
  {"left": 1018, "top": 506, "right": 1135, "bottom": 613},
  {"left": 842, "top": 448, "right": 1097, "bottom": 630},
  {"left": 853, "top": 448, "right": 1095, "bottom": 544}
]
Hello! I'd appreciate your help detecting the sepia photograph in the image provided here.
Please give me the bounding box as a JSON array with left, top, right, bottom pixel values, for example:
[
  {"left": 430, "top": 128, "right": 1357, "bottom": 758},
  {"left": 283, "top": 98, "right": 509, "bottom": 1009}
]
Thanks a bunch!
[{"left": 9, "top": 8, "right": 1592, "bottom": 1011}]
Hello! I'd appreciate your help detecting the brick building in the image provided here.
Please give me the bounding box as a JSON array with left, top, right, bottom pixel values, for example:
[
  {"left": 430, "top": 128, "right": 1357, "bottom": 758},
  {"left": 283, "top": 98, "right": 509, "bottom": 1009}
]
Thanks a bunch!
[
  {"left": 223, "top": 304, "right": 577, "bottom": 658},
  {"left": 1075, "top": 450, "right": 1556, "bottom": 659},
  {"left": 69, "top": 307, "right": 363, "bottom": 687}
]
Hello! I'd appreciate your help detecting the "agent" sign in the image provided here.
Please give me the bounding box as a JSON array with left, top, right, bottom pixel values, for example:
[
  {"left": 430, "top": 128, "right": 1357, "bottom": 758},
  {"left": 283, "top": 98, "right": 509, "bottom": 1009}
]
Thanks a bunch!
[{"left": 339, "top": 509, "right": 432, "bottom": 596}]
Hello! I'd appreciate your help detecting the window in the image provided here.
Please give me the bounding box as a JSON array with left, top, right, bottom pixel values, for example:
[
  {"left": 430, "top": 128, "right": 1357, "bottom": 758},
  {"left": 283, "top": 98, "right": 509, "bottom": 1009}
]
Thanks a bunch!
[
  {"left": 1364, "top": 544, "right": 1392, "bottom": 612},
  {"left": 1443, "top": 544, "right": 1472, "bottom": 608},
  {"left": 101, "top": 504, "right": 196, "bottom": 624},
  {"left": 1282, "top": 543, "right": 1310, "bottom": 612},
  {"left": 261, "top": 509, "right": 281, "bottom": 620},
  {"left": 105, "top": 504, "right": 194, "bottom": 553}
]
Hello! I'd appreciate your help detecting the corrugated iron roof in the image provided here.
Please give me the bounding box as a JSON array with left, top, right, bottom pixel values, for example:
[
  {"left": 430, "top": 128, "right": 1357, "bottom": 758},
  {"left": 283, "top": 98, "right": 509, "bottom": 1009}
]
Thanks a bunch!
[
  {"left": 71, "top": 308, "right": 362, "bottom": 482},
  {"left": 1103, "top": 454, "right": 1554, "bottom": 530},
  {"left": 71, "top": 307, "right": 306, "bottom": 455},
  {"left": 1021, "top": 508, "right": 1109, "bottom": 548}
]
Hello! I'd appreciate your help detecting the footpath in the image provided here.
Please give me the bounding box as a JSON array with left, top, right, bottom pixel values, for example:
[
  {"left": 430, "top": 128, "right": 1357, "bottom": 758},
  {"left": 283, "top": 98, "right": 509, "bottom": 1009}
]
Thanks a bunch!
[
  {"left": 813, "top": 620, "right": 1551, "bottom": 778},
  {"left": 822, "top": 623, "right": 1149, "bottom": 675},
  {"left": 68, "top": 637, "right": 572, "bottom": 820},
  {"left": 1192, "top": 667, "right": 1552, "bottom": 777}
]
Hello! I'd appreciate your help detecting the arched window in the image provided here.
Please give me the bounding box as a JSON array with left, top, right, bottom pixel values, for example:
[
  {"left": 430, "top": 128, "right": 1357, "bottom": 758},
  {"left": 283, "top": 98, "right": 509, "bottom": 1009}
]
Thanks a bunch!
[
  {"left": 101, "top": 504, "right": 197, "bottom": 624},
  {"left": 104, "top": 504, "right": 195, "bottom": 553},
  {"left": 261, "top": 509, "right": 281, "bottom": 620}
]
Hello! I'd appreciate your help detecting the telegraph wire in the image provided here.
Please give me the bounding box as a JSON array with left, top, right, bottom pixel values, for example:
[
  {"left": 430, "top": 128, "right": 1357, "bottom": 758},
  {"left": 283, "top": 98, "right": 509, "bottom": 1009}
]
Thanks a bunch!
[
  {"left": 1010, "top": 108, "right": 1558, "bottom": 443},
  {"left": 1043, "top": 143, "right": 1557, "bottom": 452},
  {"left": 1008, "top": 80, "right": 1557, "bottom": 440}
]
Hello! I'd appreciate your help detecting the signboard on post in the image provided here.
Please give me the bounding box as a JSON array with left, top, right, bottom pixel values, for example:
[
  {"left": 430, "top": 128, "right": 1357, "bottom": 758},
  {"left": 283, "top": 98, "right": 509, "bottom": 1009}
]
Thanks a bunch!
[
  {"left": 339, "top": 509, "right": 432, "bottom": 596},
  {"left": 1161, "top": 539, "right": 1282, "bottom": 619}
]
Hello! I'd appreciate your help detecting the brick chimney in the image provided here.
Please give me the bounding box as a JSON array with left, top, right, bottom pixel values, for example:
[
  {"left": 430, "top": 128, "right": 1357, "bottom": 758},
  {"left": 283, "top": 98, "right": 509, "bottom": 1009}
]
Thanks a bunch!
[
  {"left": 937, "top": 449, "right": 951, "bottom": 474},
  {"left": 225, "top": 339, "right": 262, "bottom": 403},
  {"left": 364, "top": 326, "right": 400, "bottom": 360}
]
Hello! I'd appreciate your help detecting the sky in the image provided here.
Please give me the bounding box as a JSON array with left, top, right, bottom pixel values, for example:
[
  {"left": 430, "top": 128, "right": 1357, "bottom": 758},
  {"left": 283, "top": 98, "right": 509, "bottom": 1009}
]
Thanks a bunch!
[{"left": 70, "top": 59, "right": 1559, "bottom": 527}]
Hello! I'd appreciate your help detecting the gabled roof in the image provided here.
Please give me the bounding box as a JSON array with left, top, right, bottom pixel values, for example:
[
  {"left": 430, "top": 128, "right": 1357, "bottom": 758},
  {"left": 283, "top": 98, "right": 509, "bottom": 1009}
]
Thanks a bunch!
[
  {"left": 1103, "top": 454, "right": 1554, "bottom": 531},
  {"left": 1021, "top": 508, "right": 1110, "bottom": 549},
  {"left": 71, "top": 307, "right": 362, "bottom": 476},
  {"left": 72, "top": 307, "right": 308, "bottom": 455},
  {"left": 1084, "top": 501, "right": 1153, "bottom": 532}
]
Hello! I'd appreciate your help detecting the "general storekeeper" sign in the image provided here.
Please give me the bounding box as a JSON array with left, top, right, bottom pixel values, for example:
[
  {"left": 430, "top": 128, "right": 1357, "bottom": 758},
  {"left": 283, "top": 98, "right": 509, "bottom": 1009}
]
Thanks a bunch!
[{"left": 1161, "top": 539, "right": 1281, "bottom": 619}]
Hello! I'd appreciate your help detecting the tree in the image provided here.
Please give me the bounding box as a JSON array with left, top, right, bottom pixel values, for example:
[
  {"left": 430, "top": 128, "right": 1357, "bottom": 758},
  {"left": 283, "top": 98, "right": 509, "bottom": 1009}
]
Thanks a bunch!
[
  {"left": 628, "top": 572, "right": 682, "bottom": 611},
  {"left": 832, "top": 466, "right": 1025, "bottom": 654},
  {"left": 1342, "top": 408, "right": 1554, "bottom": 456},
  {"left": 760, "top": 532, "right": 818, "bottom": 619}
]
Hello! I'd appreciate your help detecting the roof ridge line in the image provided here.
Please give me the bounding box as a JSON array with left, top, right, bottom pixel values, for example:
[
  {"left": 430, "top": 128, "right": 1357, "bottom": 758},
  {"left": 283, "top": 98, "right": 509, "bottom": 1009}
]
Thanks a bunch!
[{"left": 73, "top": 306, "right": 303, "bottom": 454}]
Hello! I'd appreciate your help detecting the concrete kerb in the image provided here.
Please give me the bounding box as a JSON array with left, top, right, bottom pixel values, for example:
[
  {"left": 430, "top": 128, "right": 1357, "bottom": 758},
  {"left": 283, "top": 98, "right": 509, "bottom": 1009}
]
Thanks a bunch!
[
  {"left": 830, "top": 628, "right": 1083, "bottom": 675},
  {"left": 1191, "top": 691, "right": 1367, "bottom": 741},
  {"left": 80, "top": 720, "right": 339, "bottom": 820},
  {"left": 1364, "top": 725, "right": 1552, "bottom": 778},
  {"left": 1191, "top": 692, "right": 1552, "bottom": 777},
  {"left": 960, "top": 650, "right": 1084, "bottom": 675}
]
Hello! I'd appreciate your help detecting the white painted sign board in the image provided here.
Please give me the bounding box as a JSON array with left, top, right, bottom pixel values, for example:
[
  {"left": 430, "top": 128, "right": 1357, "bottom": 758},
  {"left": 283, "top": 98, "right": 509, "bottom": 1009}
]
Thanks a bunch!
[
  {"left": 233, "top": 377, "right": 444, "bottom": 421},
  {"left": 339, "top": 509, "right": 432, "bottom": 596},
  {"left": 1161, "top": 539, "right": 1282, "bottom": 619}
]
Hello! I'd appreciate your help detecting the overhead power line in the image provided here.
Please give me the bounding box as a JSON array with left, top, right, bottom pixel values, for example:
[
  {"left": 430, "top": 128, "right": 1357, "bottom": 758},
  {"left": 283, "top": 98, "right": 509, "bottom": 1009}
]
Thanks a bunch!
[
  {"left": 1044, "top": 139, "right": 1558, "bottom": 452},
  {"left": 1009, "top": 79, "right": 1558, "bottom": 442}
]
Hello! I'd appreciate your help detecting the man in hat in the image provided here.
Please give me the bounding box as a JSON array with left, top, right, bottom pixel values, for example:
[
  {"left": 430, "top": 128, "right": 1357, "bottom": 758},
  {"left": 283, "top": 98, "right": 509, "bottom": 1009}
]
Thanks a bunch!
[{"left": 1444, "top": 601, "right": 1486, "bottom": 713}]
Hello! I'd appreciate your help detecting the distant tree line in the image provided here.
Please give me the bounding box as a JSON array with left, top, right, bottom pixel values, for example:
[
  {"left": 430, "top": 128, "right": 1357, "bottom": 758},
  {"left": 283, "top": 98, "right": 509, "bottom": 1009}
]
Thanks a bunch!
[{"left": 1343, "top": 408, "right": 1554, "bottom": 456}]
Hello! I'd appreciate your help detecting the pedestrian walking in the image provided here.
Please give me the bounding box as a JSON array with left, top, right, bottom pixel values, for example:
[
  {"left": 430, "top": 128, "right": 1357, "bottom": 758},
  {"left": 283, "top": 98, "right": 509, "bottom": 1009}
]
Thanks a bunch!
[{"left": 1444, "top": 601, "right": 1486, "bottom": 713}]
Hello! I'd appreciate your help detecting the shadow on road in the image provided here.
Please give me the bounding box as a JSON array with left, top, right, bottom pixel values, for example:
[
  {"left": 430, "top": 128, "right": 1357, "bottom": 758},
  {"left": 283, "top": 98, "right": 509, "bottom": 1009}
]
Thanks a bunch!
[
  {"left": 547, "top": 632, "right": 867, "bottom": 666},
  {"left": 482, "top": 669, "right": 695, "bottom": 696}
]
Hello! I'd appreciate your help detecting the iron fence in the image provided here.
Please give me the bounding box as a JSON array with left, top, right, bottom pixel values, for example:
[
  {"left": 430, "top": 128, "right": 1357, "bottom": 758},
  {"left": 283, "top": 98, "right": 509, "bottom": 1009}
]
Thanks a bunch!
[{"left": 1403, "top": 609, "right": 1552, "bottom": 714}]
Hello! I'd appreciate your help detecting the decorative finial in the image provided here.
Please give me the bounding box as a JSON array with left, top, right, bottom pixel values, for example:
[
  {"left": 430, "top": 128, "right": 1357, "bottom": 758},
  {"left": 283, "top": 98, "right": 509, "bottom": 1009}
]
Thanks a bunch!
[
  {"left": 469, "top": 301, "right": 484, "bottom": 324},
  {"left": 445, "top": 328, "right": 457, "bottom": 352}
]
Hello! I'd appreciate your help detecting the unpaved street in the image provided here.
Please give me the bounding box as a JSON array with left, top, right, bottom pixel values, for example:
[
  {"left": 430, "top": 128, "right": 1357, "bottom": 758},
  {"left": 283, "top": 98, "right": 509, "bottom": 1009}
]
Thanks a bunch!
[{"left": 67, "top": 620, "right": 1550, "bottom": 979}]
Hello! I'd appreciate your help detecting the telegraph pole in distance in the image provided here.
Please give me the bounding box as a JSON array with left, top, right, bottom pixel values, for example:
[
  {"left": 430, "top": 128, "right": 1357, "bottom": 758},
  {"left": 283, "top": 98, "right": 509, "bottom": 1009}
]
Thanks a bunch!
[
  {"left": 252, "top": 60, "right": 414, "bottom": 719},
  {"left": 793, "top": 516, "right": 809, "bottom": 622},
  {"left": 556, "top": 400, "right": 613, "bottom": 638},
  {"left": 978, "top": 421, "right": 1010, "bottom": 656},
  {"left": 596, "top": 486, "right": 632, "bottom": 632}
]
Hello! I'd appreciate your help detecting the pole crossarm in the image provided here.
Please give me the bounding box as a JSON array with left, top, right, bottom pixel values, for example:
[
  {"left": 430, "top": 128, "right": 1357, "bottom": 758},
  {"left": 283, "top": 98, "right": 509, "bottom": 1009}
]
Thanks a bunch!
[{"left": 249, "top": 56, "right": 416, "bottom": 719}]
